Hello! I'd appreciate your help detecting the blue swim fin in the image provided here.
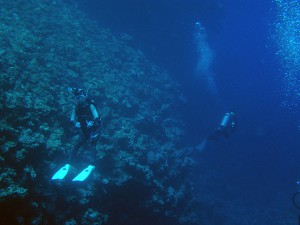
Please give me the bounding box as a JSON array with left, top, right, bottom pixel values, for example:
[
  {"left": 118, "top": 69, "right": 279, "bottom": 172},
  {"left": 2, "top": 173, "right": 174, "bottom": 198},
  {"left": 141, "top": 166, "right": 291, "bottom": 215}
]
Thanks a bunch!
[
  {"left": 196, "top": 138, "right": 207, "bottom": 152},
  {"left": 72, "top": 165, "right": 95, "bottom": 182},
  {"left": 51, "top": 164, "right": 70, "bottom": 180}
]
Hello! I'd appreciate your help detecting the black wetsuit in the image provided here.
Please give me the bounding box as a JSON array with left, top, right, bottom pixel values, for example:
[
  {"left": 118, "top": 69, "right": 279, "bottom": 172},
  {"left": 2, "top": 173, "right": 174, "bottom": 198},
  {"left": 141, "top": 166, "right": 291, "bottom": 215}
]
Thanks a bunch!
[
  {"left": 208, "top": 112, "right": 236, "bottom": 140},
  {"left": 69, "top": 99, "right": 100, "bottom": 164}
]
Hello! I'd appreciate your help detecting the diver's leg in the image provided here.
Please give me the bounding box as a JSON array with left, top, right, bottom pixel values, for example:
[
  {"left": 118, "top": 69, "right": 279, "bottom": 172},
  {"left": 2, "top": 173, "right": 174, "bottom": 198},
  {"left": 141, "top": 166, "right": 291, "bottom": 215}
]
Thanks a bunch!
[
  {"left": 68, "top": 136, "right": 86, "bottom": 162},
  {"left": 207, "top": 127, "right": 223, "bottom": 141},
  {"left": 88, "top": 139, "right": 97, "bottom": 165}
]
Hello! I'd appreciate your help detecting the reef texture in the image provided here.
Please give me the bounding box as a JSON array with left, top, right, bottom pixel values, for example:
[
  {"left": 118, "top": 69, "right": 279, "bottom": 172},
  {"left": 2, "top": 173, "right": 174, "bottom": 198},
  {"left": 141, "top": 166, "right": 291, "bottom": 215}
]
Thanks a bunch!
[{"left": 0, "top": 0, "right": 196, "bottom": 224}]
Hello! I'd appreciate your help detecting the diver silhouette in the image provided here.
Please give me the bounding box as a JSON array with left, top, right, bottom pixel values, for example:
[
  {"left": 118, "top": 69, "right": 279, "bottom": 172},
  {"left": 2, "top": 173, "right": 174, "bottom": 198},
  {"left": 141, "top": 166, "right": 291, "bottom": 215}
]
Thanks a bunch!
[{"left": 196, "top": 111, "right": 237, "bottom": 152}]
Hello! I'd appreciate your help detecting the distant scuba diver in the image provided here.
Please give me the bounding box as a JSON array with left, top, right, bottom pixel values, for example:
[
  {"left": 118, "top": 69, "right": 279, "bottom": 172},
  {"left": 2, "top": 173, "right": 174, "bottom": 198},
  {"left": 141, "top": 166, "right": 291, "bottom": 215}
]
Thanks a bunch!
[
  {"left": 52, "top": 87, "right": 101, "bottom": 181},
  {"left": 196, "top": 111, "right": 237, "bottom": 152}
]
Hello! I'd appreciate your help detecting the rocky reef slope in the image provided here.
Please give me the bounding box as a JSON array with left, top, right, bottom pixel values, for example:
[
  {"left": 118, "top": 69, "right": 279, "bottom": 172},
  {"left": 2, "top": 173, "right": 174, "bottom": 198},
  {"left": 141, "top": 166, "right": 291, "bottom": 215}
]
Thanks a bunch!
[{"left": 0, "top": 0, "right": 196, "bottom": 224}]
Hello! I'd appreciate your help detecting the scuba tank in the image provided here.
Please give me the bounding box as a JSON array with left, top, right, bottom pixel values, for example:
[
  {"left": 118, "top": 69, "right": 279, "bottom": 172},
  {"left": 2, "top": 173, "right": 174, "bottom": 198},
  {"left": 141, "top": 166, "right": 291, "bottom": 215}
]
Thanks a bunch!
[{"left": 220, "top": 112, "right": 231, "bottom": 127}]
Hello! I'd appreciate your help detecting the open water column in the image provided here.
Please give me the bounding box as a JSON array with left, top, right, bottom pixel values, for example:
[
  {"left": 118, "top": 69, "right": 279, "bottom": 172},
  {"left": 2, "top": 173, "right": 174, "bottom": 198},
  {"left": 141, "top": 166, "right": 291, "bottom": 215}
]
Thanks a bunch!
[{"left": 194, "top": 21, "right": 217, "bottom": 96}]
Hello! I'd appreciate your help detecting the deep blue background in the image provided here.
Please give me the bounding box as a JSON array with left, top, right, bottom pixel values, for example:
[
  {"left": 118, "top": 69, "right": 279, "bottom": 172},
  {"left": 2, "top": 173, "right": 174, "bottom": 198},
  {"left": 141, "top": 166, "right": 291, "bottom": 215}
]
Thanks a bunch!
[{"left": 72, "top": 0, "right": 300, "bottom": 220}]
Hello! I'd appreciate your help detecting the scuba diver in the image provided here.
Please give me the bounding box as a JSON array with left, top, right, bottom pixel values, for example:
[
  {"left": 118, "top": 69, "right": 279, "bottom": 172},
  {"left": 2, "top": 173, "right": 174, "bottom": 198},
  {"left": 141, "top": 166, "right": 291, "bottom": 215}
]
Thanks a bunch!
[
  {"left": 52, "top": 87, "right": 101, "bottom": 182},
  {"left": 196, "top": 111, "right": 237, "bottom": 152},
  {"left": 69, "top": 88, "right": 101, "bottom": 164}
]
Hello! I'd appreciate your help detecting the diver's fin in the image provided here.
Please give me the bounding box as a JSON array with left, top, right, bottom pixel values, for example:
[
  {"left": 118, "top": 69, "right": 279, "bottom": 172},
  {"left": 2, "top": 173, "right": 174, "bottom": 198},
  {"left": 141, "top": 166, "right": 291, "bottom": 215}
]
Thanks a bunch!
[
  {"left": 72, "top": 165, "right": 95, "bottom": 182},
  {"left": 196, "top": 138, "right": 207, "bottom": 152},
  {"left": 51, "top": 164, "right": 70, "bottom": 180}
]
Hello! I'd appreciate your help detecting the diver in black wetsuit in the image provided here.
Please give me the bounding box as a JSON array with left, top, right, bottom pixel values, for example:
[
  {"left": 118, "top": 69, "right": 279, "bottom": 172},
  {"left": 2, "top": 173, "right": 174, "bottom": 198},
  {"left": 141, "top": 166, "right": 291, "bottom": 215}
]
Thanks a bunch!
[
  {"left": 207, "top": 111, "right": 236, "bottom": 140},
  {"left": 69, "top": 88, "right": 101, "bottom": 165},
  {"left": 196, "top": 111, "right": 237, "bottom": 152}
]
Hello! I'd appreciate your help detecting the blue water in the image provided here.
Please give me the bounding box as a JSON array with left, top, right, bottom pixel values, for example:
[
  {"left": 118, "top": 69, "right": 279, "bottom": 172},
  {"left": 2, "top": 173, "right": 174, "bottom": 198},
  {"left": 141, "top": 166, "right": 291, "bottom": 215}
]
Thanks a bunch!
[{"left": 73, "top": 0, "right": 300, "bottom": 223}]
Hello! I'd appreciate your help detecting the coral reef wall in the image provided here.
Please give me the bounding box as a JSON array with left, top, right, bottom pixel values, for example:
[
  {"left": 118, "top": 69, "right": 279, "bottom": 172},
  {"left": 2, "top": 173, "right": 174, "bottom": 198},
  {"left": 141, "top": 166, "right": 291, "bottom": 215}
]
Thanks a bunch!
[{"left": 0, "top": 0, "right": 196, "bottom": 224}]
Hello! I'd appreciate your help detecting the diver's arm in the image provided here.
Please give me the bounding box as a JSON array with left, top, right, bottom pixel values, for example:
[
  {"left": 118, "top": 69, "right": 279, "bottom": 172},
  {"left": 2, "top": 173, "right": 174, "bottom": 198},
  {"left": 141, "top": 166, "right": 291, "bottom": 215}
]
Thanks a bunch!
[
  {"left": 70, "top": 108, "right": 76, "bottom": 122},
  {"left": 90, "top": 104, "right": 99, "bottom": 120},
  {"left": 70, "top": 108, "right": 81, "bottom": 128},
  {"left": 90, "top": 104, "right": 101, "bottom": 128}
]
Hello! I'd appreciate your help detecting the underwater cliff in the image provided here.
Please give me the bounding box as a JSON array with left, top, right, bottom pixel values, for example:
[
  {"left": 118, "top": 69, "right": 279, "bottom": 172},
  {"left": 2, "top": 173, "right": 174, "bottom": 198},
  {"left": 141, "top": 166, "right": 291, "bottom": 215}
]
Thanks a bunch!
[{"left": 0, "top": 0, "right": 197, "bottom": 224}]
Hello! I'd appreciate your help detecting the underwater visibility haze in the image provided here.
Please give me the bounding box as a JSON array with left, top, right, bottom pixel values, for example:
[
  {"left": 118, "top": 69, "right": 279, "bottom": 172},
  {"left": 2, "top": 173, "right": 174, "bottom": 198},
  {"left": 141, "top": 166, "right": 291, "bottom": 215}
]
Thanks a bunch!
[{"left": 1, "top": 0, "right": 300, "bottom": 224}]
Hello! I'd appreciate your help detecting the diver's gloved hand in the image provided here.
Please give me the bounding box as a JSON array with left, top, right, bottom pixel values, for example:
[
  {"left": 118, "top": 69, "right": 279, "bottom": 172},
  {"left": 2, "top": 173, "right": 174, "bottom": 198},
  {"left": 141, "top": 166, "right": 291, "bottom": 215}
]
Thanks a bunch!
[
  {"left": 88, "top": 118, "right": 101, "bottom": 142},
  {"left": 86, "top": 121, "right": 94, "bottom": 128},
  {"left": 74, "top": 122, "right": 81, "bottom": 128}
]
